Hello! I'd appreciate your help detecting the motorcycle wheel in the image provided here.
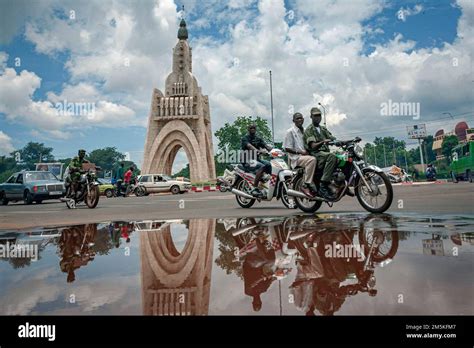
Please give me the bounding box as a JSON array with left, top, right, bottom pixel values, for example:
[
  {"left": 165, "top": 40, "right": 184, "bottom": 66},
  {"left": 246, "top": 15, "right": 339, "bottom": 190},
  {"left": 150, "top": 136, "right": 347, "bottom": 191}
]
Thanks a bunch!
[
  {"left": 235, "top": 178, "right": 256, "bottom": 208},
  {"left": 281, "top": 178, "right": 297, "bottom": 209},
  {"left": 358, "top": 214, "right": 399, "bottom": 263},
  {"left": 355, "top": 170, "right": 393, "bottom": 213},
  {"left": 135, "top": 186, "right": 146, "bottom": 197},
  {"left": 85, "top": 185, "right": 100, "bottom": 208},
  {"left": 293, "top": 176, "right": 322, "bottom": 213}
]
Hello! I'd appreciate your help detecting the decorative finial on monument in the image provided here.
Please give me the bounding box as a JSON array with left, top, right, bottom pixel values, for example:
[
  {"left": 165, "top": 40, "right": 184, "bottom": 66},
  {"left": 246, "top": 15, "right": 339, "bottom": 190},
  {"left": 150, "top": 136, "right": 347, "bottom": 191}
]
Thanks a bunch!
[{"left": 177, "top": 5, "right": 188, "bottom": 40}]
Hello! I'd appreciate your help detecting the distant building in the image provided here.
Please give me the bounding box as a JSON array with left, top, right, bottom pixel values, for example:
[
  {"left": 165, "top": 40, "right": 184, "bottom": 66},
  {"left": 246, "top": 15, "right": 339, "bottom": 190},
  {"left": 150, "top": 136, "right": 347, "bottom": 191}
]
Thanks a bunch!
[{"left": 432, "top": 121, "right": 472, "bottom": 160}]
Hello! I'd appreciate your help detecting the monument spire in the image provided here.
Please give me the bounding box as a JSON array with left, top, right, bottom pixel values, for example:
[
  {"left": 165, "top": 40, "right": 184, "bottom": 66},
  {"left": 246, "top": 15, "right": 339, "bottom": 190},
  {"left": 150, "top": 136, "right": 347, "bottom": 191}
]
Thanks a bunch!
[{"left": 178, "top": 5, "right": 188, "bottom": 40}]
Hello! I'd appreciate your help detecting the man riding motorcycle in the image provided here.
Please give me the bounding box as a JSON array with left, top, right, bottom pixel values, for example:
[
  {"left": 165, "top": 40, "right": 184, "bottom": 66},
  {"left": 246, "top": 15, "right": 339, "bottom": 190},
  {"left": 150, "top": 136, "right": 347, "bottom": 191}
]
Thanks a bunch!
[
  {"left": 284, "top": 112, "right": 317, "bottom": 197},
  {"left": 426, "top": 163, "right": 437, "bottom": 181},
  {"left": 241, "top": 123, "right": 273, "bottom": 197},
  {"left": 67, "top": 149, "right": 90, "bottom": 198},
  {"left": 303, "top": 107, "right": 337, "bottom": 200}
]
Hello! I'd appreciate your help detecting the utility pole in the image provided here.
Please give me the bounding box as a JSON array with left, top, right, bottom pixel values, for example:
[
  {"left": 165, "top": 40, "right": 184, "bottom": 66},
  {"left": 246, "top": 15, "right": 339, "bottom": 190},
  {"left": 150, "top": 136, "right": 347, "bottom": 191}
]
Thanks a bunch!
[
  {"left": 373, "top": 145, "right": 377, "bottom": 166},
  {"left": 404, "top": 150, "right": 409, "bottom": 172},
  {"left": 383, "top": 143, "right": 387, "bottom": 167},
  {"left": 418, "top": 138, "right": 425, "bottom": 168},
  {"left": 269, "top": 70, "right": 275, "bottom": 145}
]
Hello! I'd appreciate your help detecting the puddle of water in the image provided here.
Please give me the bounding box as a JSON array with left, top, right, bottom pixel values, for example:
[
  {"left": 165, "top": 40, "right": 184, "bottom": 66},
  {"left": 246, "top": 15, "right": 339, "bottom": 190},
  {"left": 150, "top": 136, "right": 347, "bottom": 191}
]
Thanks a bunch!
[{"left": 0, "top": 213, "right": 472, "bottom": 316}]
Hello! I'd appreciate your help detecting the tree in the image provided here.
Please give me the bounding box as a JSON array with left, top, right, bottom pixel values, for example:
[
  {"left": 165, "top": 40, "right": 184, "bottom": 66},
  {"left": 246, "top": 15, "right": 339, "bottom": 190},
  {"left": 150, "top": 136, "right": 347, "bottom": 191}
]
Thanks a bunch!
[
  {"left": 214, "top": 116, "right": 272, "bottom": 152},
  {"left": 87, "top": 147, "right": 125, "bottom": 171},
  {"left": 442, "top": 135, "right": 459, "bottom": 163},
  {"left": 12, "top": 142, "right": 54, "bottom": 170},
  {"left": 172, "top": 164, "right": 190, "bottom": 179},
  {"left": 423, "top": 135, "right": 436, "bottom": 164}
]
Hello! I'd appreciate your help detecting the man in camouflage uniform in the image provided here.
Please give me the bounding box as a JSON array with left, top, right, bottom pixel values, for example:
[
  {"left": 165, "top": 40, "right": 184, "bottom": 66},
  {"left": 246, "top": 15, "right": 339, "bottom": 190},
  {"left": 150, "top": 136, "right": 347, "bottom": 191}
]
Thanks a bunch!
[
  {"left": 67, "top": 149, "right": 90, "bottom": 198},
  {"left": 303, "top": 107, "right": 337, "bottom": 200}
]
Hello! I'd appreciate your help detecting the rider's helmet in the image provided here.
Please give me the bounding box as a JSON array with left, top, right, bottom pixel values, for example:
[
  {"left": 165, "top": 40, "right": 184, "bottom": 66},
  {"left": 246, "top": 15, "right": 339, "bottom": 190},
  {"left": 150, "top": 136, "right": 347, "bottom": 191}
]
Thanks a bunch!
[{"left": 78, "top": 149, "right": 86, "bottom": 157}]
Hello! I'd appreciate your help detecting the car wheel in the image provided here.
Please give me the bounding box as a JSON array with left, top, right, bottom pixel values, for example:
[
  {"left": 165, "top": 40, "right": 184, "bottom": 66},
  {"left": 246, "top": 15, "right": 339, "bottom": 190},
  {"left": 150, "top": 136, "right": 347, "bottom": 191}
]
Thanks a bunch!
[
  {"left": 0, "top": 192, "right": 8, "bottom": 205},
  {"left": 24, "top": 190, "right": 33, "bottom": 205},
  {"left": 170, "top": 185, "right": 180, "bottom": 195},
  {"left": 105, "top": 189, "right": 114, "bottom": 198}
]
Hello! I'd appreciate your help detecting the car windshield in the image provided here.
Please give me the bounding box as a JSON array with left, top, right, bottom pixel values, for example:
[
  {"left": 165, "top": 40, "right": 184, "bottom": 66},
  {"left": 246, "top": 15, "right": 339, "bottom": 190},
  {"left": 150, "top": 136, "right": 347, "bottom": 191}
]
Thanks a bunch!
[{"left": 25, "top": 172, "right": 57, "bottom": 182}]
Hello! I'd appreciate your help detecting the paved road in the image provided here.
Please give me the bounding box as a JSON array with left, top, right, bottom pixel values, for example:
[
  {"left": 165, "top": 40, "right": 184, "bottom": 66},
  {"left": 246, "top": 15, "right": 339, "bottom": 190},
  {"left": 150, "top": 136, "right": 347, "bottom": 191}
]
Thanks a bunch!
[{"left": 0, "top": 182, "right": 473, "bottom": 229}]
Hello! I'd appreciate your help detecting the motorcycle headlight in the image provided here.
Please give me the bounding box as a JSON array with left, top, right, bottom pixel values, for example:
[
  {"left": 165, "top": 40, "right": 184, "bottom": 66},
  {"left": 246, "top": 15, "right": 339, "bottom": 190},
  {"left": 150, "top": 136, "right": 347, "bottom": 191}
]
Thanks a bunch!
[{"left": 354, "top": 144, "right": 364, "bottom": 159}]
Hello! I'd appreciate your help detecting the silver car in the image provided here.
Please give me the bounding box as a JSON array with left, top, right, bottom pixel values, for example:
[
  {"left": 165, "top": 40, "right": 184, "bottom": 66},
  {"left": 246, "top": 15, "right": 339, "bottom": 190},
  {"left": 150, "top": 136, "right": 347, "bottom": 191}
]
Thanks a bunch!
[
  {"left": 138, "top": 174, "right": 191, "bottom": 195},
  {"left": 0, "top": 171, "right": 66, "bottom": 205}
]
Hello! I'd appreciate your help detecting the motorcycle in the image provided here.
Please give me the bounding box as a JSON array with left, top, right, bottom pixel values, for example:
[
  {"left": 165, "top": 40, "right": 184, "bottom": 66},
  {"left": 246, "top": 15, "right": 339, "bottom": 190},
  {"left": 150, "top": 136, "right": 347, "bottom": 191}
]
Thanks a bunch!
[
  {"left": 286, "top": 137, "right": 393, "bottom": 213},
  {"left": 387, "top": 168, "right": 412, "bottom": 183},
  {"left": 112, "top": 178, "right": 145, "bottom": 197},
  {"left": 62, "top": 164, "right": 100, "bottom": 209},
  {"left": 219, "top": 166, "right": 236, "bottom": 192},
  {"left": 426, "top": 167, "right": 437, "bottom": 181},
  {"left": 217, "top": 148, "right": 295, "bottom": 209}
]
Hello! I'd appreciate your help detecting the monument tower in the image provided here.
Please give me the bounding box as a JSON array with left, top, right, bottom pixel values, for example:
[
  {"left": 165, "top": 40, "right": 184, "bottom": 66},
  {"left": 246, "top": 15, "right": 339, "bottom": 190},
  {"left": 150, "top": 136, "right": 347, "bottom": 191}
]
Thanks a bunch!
[{"left": 142, "top": 16, "right": 216, "bottom": 182}]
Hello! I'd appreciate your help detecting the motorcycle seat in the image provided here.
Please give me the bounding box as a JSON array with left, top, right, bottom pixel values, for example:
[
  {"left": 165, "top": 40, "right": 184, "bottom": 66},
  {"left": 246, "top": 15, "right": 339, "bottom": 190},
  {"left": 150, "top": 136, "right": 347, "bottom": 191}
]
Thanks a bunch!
[{"left": 238, "top": 163, "right": 259, "bottom": 173}]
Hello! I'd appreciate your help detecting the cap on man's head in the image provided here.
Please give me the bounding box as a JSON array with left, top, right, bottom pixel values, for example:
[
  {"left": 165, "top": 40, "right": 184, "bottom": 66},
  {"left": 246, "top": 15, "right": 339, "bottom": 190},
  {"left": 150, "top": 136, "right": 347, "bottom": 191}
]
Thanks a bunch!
[
  {"left": 310, "top": 107, "right": 322, "bottom": 116},
  {"left": 293, "top": 112, "right": 303, "bottom": 120},
  {"left": 78, "top": 149, "right": 86, "bottom": 155}
]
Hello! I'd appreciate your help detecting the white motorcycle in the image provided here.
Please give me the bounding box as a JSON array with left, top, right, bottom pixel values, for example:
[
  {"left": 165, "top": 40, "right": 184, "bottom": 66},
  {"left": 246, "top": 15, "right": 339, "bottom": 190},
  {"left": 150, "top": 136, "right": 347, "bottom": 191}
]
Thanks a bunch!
[
  {"left": 387, "top": 169, "right": 412, "bottom": 183},
  {"left": 217, "top": 148, "right": 296, "bottom": 209}
]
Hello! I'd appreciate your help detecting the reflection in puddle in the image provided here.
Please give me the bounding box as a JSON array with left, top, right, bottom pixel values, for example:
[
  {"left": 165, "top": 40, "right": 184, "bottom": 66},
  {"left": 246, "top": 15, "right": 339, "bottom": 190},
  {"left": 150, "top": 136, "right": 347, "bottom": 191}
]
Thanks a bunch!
[{"left": 0, "top": 214, "right": 472, "bottom": 315}]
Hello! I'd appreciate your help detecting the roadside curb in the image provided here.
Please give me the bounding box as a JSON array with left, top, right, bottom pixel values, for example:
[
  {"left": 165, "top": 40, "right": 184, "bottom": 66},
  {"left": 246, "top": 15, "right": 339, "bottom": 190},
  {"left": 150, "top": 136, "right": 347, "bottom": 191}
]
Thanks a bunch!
[
  {"left": 395, "top": 180, "right": 448, "bottom": 186},
  {"left": 191, "top": 185, "right": 219, "bottom": 193}
]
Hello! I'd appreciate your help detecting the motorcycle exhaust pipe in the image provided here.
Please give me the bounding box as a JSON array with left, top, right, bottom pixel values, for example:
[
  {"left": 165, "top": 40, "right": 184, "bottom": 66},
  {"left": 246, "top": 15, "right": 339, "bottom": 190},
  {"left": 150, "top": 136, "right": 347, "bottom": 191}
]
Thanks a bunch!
[
  {"left": 286, "top": 189, "right": 325, "bottom": 201},
  {"left": 231, "top": 188, "right": 255, "bottom": 200}
]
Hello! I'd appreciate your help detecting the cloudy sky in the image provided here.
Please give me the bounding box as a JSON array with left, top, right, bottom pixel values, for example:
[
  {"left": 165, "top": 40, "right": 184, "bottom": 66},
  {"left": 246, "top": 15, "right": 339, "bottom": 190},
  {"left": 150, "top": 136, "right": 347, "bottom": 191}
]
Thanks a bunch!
[{"left": 0, "top": 0, "right": 472, "bottom": 170}]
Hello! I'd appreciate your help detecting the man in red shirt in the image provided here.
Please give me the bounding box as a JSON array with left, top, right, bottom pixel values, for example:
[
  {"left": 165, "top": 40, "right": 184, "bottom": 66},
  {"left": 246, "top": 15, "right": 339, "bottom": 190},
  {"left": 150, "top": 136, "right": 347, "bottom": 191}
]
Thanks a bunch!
[{"left": 123, "top": 166, "right": 134, "bottom": 196}]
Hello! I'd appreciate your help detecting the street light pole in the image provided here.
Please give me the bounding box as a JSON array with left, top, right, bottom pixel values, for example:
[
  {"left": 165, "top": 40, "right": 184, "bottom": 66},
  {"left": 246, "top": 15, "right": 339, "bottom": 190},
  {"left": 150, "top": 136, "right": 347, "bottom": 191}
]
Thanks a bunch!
[
  {"left": 269, "top": 70, "right": 275, "bottom": 145},
  {"left": 418, "top": 138, "right": 425, "bottom": 168},
  {"left": 318, "top": 102, "right": 327, "bottom": 127}
]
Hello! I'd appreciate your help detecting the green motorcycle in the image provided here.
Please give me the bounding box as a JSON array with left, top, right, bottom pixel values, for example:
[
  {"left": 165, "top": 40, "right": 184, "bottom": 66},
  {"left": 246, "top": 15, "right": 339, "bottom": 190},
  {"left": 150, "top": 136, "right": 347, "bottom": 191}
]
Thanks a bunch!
[{"left": 286, "top": 137, "right": 393, "bottom": 213}]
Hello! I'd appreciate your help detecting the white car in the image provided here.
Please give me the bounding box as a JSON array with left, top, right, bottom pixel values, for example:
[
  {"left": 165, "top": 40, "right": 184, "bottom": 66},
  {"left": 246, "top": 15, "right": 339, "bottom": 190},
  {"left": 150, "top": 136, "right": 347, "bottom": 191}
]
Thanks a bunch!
[{"left": 138, "top": 174, "right": 192, "bottom": 195}]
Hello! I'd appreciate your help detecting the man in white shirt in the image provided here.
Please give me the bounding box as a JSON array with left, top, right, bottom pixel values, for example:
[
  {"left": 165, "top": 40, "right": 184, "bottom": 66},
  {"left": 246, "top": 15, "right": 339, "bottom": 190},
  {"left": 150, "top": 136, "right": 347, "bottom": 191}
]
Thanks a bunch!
[{"left": 283, "top": 112, "right": 317, "bottom": 197}]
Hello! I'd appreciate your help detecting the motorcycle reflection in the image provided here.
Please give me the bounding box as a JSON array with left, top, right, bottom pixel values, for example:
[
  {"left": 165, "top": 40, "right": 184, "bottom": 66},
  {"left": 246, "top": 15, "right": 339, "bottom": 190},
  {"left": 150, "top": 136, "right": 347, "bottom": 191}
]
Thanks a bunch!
[
  {"left": 58, "top": 224, "right": 97, "bottom": 283},
  {"left": 231, "top": 218, "right": 297, "bottom": 311},
  {"left": 228, "top": 215, "right": 399, "bottom": 314}
]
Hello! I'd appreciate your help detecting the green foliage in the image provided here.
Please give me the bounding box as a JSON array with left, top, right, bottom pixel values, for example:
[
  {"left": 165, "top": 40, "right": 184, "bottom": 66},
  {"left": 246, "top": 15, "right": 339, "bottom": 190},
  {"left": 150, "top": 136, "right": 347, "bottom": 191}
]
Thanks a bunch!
[
  {"left": 13, "top": 142, "right": 54, "bottom": 170},
  {"left": 442, "top": 135, "right": 459, "bottom": 163},
  {"left": 214, "top": 116, "right": 272, "bottom": 152},
  {"left": 87, "top": 147, "right": 125, "bottom": 171},
  {"left": 173, "top": 163, "right": 190, "bottom": 179}
]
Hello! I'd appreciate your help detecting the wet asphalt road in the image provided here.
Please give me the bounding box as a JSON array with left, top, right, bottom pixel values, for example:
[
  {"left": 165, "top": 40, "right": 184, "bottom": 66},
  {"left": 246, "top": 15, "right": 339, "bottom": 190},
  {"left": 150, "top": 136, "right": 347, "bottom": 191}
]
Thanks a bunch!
[{"left": 0, "top": 182, "right": 473, "bottom": 229}]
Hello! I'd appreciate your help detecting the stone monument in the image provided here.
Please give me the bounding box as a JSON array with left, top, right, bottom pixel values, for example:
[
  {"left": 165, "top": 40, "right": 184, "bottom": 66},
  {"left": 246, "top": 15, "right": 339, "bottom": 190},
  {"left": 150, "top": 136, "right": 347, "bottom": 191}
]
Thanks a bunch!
[{"left": 142, "top": 17, "right": 216, "bottom": 182}]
